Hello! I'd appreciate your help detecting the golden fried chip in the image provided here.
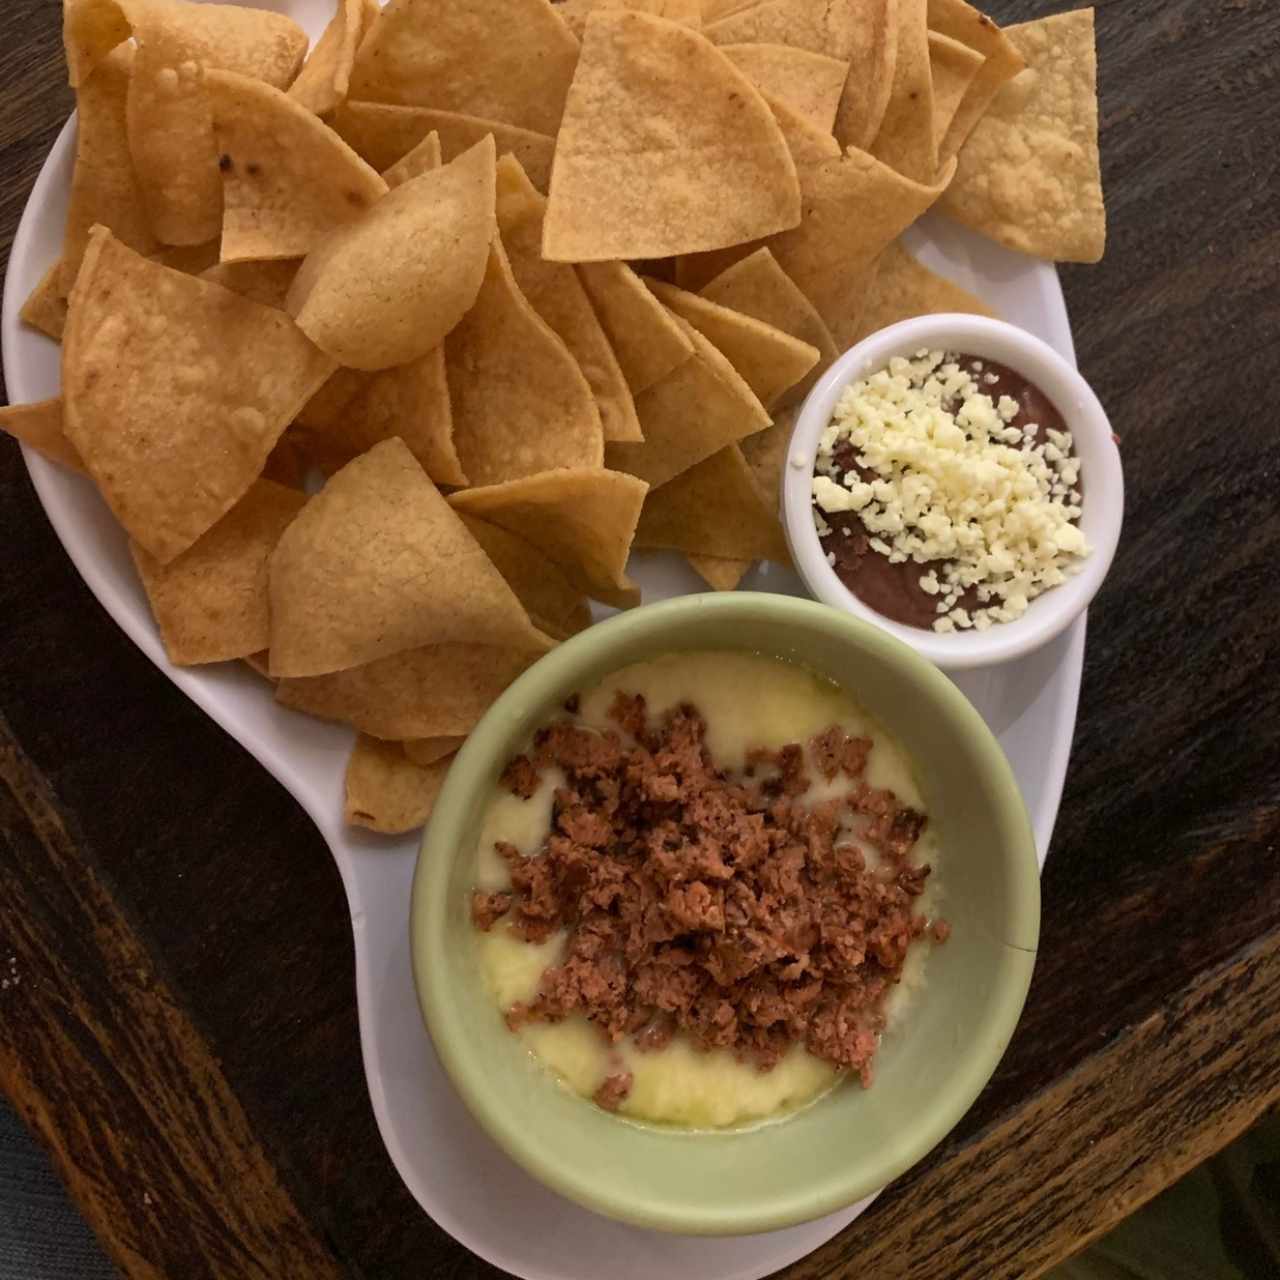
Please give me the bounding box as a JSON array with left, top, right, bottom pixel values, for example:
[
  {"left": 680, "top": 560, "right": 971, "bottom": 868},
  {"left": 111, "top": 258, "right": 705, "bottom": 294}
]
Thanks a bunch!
[
  {"left": 699, "top": 247, "right": 838, "bottom": 407},
  {"left": 607, "top": 317, "right": 770, "bottom": 488},
  {"left": 575, "top": 260, "right": 694, "bottom": 394},
  {"left": 766, "top": 93, "right": 842, "bottom": 165},
  {"left": 295, "top": 368, "right": 369, "bottom": 432},
  {"left": 739, "top": 402, "right": 797, "bottom": 496},
  {"left": 555, "top": 0, "right": 701, "bottom": 38},
  {"left": 937, "top": 10, "right": 1104, "bottom": 263},
  {"left": 543, "top": 12, "right": 800, "bottom": 261},
  {"left": 348, "top": 0, "right": 580, "bottom": 135},
  {"left": 447, "top": 468, "right": 647, "bottom": 603},
  {"left": 63, "top": 0, "right": 131, "bottom": 88},
  {"left": 288, "top": 0, "right": 370, "bottom": 117},
  {"left": 206, "top": 70, "right": 387, "bottom": 262},
  {"left": 0, "top": 399, "right": 83, "bottom": 472},
  {"left": 635, "top": 444, "right": 787, "bottom": 559},
  {"left": 200, "top": 259, "right": 300, "bottom": 308},
  {"left": 277, "top": 643, "right": 540, "bottom": 739},
  {"left": 403, "top": 736, "right": 466, "bottom": 767},
  {"left": 268, "top": 438, "right": 550, "bottom": 677},
  {"left": 687, "top": 554, "right": 750, "bottom": 591},
  {"left": 63, "top": 228, "right": 334, "bottom": 563},
  {"left": 644, "top": 278, "right": 818, "bottom": 410},
  {"left": 149, "top": 241, "right": 222, "bottom": 275},
  {"left": 331, "top": 101, "right": 558, "bottom": 192},
  {"left": 496, "top": 156, "right": 642, "bottom": 443},
  {"left": 130, "top": 479, "right": 306, "bottom": 665},
  {"left": 929, "top": 32, "right": 985, "bottom": 154},
  {"left": 869, "top": 0, "right": 935, "bottom": 182},
  {"left": 718, "top": 43, "right": 848, "bottom": 134},
  {"left": 345, "top": 735, "right": 453, "bottom": 833},
  {"left": 382, "top": 131, "right": 442, "bottom": 187},
  {"left": 20, "top": 264, "right": 70, "bottom": 342},
  {"left": 287, "top": 135, "right": 496, "bottom": 370},
  {"left": 446, "top": 238, "right": 604, "bottom": 486}
]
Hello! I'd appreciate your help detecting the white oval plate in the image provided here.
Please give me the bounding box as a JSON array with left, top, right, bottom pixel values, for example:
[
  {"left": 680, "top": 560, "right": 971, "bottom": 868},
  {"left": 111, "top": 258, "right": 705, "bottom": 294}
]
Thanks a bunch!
[{"left": 1, "top": 7, "right": 1081, "bottom": 1275}]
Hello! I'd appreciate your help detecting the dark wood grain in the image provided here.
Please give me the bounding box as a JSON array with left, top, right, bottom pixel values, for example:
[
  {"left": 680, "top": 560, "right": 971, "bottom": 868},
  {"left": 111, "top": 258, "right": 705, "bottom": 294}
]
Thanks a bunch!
[{"left": 1, "top": 0, "right": 1278, "bottom": 1276}]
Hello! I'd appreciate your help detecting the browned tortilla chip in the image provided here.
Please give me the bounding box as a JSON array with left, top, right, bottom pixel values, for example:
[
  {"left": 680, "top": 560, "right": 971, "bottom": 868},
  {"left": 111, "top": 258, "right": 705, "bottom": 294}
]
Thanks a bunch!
[
  {"left": 644, "top": 279, "right": 818, "bottom": 410},
  {"left": 687, "top": 555, "right": 750, "bottom": 591},
  {"left": 542, "top": 12, "right": 800, "bottom": 261},
  {"left": 739, "top": 401, "right": 797, "bottom": 496},
  {"left": 555, "top": 0, "right": 701, "bottom": 39},
  {"left": 0, "top": 399, "right": 83, "bottom": 472},
  {"left": 206, "top": 70, "right": 387, "bottom": 262},
  {"left": 765, "top": 93, "right": 842, "bottom": 165},
  {"left": 268, "top": 438, "right": 550, "bottom": 677},
  {"left": 869, "top": 0, "right": 935, "bottom": 183},
  {"left": 331, "top": 102, "right": 557, "bottom": 192},
  {"left": 63, "top": 228, "right": 335, "bottom": 563},
  {"left": 718, "top": 44, "right": 848, "bottom": 134},
  {"left": 607, "top": 316, "right": 770, "bottom": 488},
  {"left": 635, "top": 444, "right": 788, "bottom": 560},
  {"left": 929, "top": 32, "right": 985, "bottom": 154},
  {"left": 345, "top": 735, "right": 452, "bottom": 833},
  {"left": 200, "top": 259, "right": 301, "bottom": 309},
  {"left": 460, "top": 513, "right": 593, "bottom": 640},
  {"left": 447, "top": 468, "right": 647, "bottom": 603},
  {"left": 296, "top": 368, "right": 368, "bottom": 432},
  {"left": 575, "top": 260, "right": 694, "bottom": 394},
  {"left": 63, "top": 0, "right": 131, "bottom": 88},
  {"left": 403, "top": 736, "right": 465, "bottom": 767},
  {"left": 496, "top": 156, "right": 642, "bottom": 443},
  {"left": 21, "top": 264, "right": 70, "bottom": 342},
  {"left": 937, "top": 10, "right": 1104, "bottom": 263},
  {"left": 699, "top": 247, "right": 838, "bottom": 407},
  {"left": 288, "top": 0, "right": 370, "bottom": 117},
  {"left": 287, "top": 135, "right": 496, "bottom": 370},
  {"left": 348, "top": 0, "right": 581, "bottom": 135},
  {"left": 61, "top": 46, "right": 158, "bottom": 295},
  {"left": 277, "top": 643, "right": 540, "bottom": 739},
  {"left": 382, "top": 132, "right": 442, "bottom": 187},
  {"left": 446, "top": 237, "right": 604, "bottom": 486},
  {"left": 149, "top": 241, "right": 223, "bottom": 275},
  {"left": 130, "top": 479, "right": 306, "bottom": 665}
]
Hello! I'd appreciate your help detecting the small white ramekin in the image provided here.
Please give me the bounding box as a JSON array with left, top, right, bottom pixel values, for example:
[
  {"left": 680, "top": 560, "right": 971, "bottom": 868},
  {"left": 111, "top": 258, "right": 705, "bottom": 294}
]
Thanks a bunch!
[{"left": 781, "top": 314, "right": 1124, "bottom": 671}]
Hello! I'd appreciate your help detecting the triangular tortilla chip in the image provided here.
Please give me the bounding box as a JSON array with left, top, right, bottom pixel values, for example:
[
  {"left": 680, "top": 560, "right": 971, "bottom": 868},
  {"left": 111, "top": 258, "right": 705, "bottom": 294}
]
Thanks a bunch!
[
  {"left": 268, "top": 438, "right": 551, "bottom": 677},
  {"left": 869, "top": 0, "right": 935, "bottom": 182},
  {"left": 687, "top": 555, "right": 750, "bottom": 591},
  {"left": 287, "top": 136, "right": 496, "bottom": 370},
  {"left": 296, "top": 368, "right": 369, "bottom": 432},
  {"left": 718, "top": 43, "right": 848, "bottom": 134},
  {"left": 701, "top": 0, "right": 758, "bottom": 18},
  {"left": 403, "top": 736, "right": 465, "bottom": 767},
  {"left": 288, "top": 0, "right": 371, "bottom": 117},
  {"left": 206, "top": 70, "right": 387, "bottom": 262},
  {"left": 699, "top": 247, "right": 838, "bottom": 407},
  {"left": 348, "top": 0, "right": 580, "bottom": 135},
  {"left": 63, "top": 228, "right": 335, "bottom": 563},
  {"left": 21, "top": 264, "right": 70, "bottom": 342},
  {"left": 130, "top": 479, "right": 306, "bottom": 665},
  {"left": 277, "top": 643, "right": 540, "bottom": 739},
  {"left": 643, "top": 278, "right": 818, "bottom": 410},
  {"left": 149, "top": 241, "right": 222, "bottom": 274},
  {"left": 635, "top": 444, "right": 788, "bottom": 559},
  {"left": 928, "top": 32, "right": 985, "bottom": 154},
  {"left": 447, "top": 468, "right": 647, "bottom": 603},
  {"left": 63, "top": 0, "right": 131, "bottom": 88},
  {"left": 446, "top": 238, "right": 604, "bottom": 486},
  {"left": 0, "top": 399, "right": 84, "bottom": 472},
  {"left": 937, "top": 10, "right": 1104, "bottom": 263},
  {"left": 556, "top": 0, "right": 701, "bottom": 38},
  {"left": 607, "top": 316, "right": 770, "bottom": 489},
  {"left": 542, "top": 12, "right": 800, "bottom": 261},
  {"left": 739, "top": 402, "right": 797, "bottom": 497},
  {"left": 200, "top": 259, "right": 300, "bottom": 309},
  {"left": 496, "top": 156, "right": 642, "bottom": 443},
  {"left": 766, "top": 93, "right": 843, "bottom": 165},
  {"left": 383, "top": 131, "right": 442, "bottom": 187},
  {"left": 575, "top": 260, "right": 694, "bottom": 394},
  {"left": 345, "top": 735, "right": 453, "bottom": 833},
  {"left": 331, "top": 102, "right": 557, "bottom": 192}
]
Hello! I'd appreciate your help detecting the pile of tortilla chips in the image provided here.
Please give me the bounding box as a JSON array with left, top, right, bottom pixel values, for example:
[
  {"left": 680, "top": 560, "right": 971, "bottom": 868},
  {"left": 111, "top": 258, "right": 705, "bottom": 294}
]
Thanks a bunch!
[{"left": 1, "top": 0, "right": 1104, "bottom": 832}]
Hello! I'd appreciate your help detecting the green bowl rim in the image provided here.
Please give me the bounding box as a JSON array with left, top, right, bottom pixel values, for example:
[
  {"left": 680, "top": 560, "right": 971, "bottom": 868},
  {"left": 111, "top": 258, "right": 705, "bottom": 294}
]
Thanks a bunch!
[{"left": 411, "top": 593, "right": 1040, "bottom": 1235}]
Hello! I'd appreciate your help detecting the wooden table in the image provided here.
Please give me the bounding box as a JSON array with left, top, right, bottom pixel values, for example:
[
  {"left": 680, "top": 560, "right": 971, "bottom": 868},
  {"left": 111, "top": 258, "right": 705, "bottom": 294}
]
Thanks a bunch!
[{"left": 2, "top": 0, "right": 1278, "bottom": 1276}]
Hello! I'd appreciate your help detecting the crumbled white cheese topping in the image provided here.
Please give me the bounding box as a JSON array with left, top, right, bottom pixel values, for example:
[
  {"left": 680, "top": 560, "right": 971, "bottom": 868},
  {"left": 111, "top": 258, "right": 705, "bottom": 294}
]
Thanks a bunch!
[{"left": 812, "top": 350, "right": 1090, "bottom": 632}]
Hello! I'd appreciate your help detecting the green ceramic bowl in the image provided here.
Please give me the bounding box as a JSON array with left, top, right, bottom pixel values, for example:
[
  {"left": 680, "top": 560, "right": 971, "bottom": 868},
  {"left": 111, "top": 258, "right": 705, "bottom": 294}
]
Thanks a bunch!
[{"left": 411, "top": 593, "right": 1039, "bottom": 1235}]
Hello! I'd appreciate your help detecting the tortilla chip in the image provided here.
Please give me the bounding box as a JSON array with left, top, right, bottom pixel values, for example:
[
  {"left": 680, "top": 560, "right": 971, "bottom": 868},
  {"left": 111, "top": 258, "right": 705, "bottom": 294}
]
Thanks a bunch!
[
  {"left": 288, "top": 0, "right": 370, "bottom": 117},
  {"left": 403, "top": 736, "right": 465, "bottom": 767},
  {"left": 739, "top": 402, "right": 797, "bottom": 497},
  {"left": 765, "top": 93, "right": 842, "bottom": 165},
  {"left": 149, "top": 241, "right": 223, "bottom": 275},
  {"left": 635, "top": 444, "right": 788, "bottom": 560},
  {"left": 295, "top": 368, "right": 368, "bottom": 432},
  {"left": 345, "top": 735, "right": 452, "bottom": 833},
  {"left": 21, "top": 264, "right": 70, "bottom": 342},
  {"left": 542, "top": 12, "right": 800, "bottom": 261},
  {"left": 446, "top": 237, "right": 604, "bottom": 486},
  {"left": 937, "top": 10, "right": 1104, "bottom": 263},
  {"left": 206, "top": 70, "right": 387, "bottom": 263},
  {"left": 0, "top": 399, "right": 84, "bottom": 472},
  {"left": 644, "top": 279, "right": 818, "bottom": 410},
  {"left": 200, "top": 259, "right": 301, "bottom": 309},
  {"left": 268, "top": 438, "right": 550, "bottom": 677},
  {"left": 496, "top": 156, "right": 642, "bottom": 443},
  {"left": 447, "top": 468, "right": 647, "bottom": 603},
  {"left": 63, "top": 228, "right": 335, "bottom": 563},
  {"left": 63, "top": 0, "right": 131, "bottom": 88},
  {"left": 61, "top": 45, "right": 158, "bottom": 295},
  {"left": 348, "top": 0, "right": 580, "bottom": 135},
  {"left": 718, "top": 43, "right": 848, "bottom": 134},
  {"left": 261, "top": 430, "right": 311, "bottom": 490},
  {"left": 869, "top": 0, "right": 935, "bottom": 183},
  {"left": 331, "top": 101, "right": 558, "bottom": 192},
  {"left": 929, "top": 32, "right": 985, "bottom": 155},
  {"left": 928, "top": 0, "right": 1026, "bottom": 164},
  {"left": 287, "top": 136, "right": 496, "bottom": 370},
  {"left": 130, "top": 479, "right": 306, "bottom": 665},
  {"left": 699, "top": 247, "right": 838, "bottom": 407},
  {"left": 243, "top": 650, "right": 272, "bottom": 679},
  {"left": 701, "top": 0, "right": 757, "bottom": 18},
  {"left": 459, "top": 513, "right": 593, "bottom": 640},
  {"left": 277, "top": 643, "right": 540, "bottom": 739},
  {"left": 556, "top": 0, "right": 701, "bottom": 38},
  {"left": 575, "top": 260, "right": 694, "bottom": 394},
  {"left": 687, "top": 555, "right": 750, "bottom": 591},
  {"left": 383, "top": 131, "right": 442, "bottom": 187},
  {"left": 607, "top": 316, "right": 770, "bottom": 488}
]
